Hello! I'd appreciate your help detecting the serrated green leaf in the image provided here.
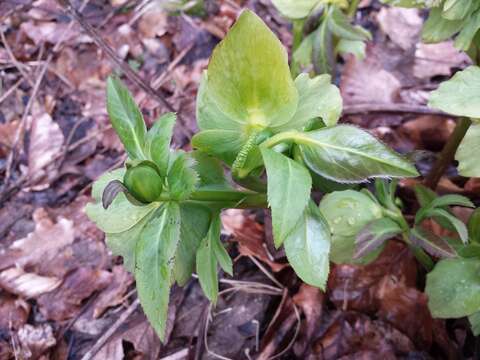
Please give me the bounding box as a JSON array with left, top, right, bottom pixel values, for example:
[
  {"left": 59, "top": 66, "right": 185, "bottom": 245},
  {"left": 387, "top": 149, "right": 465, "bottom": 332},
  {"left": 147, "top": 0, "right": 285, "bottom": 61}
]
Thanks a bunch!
[
  {"left": 196, "top": 214, "right": 221, "bottom": 302},
  {"left": 424, "top": 208, "right": 469, "bottom": 243},
  {"left": 207, "top": 10, "right": 298, "bottom": 129},
  {"left": 422, "top": 7, "right": 466, "bottom": 43},
  {"left": 191, "top": 151, "right": 230, "bottom": 190},
  {"left": 411, "top": 227, "right": 458, "bottom": 258},
  {"left": 313, "top": 17, "right": 335, "bottom": 75},
  {"left": 320, "top": 190, "right": 383, "bottom": 237},
  {"left": 280, "top": 73, "right": 342, "bottom": 129},
  {"left": 105, "top": 210, "right": 155, "bottom": 272},
  {"left": 426, "top": 258, "right": 480, "bottom": 318},
  {"left": 469, "top": 311, "right": 480, "bottom": 335},
  {"left": 284, "top": 201, "right": 330, "bottom": 289},
  {"left": 468, "top": 208, "right": 480, "bottom": 243},
  {"left": 261, "top": 148, "right": 312, "bottom": 247},
  {"left": 167, "top": 152, "right": 199, "bottom": 201},
  {"left": 271, "top": 0, "right": 320, "bottom": 19},
  {"left": 354, "top": 218, "right": 402, "bottom": 259},
  {"left": 106, "top": 76, "right": 147, "bottom": 160},
  {"left": 328, "top": 7, "right": 371, "bottom": 41},
  {"left": 145, "top": 113, "right": 175, "bottom": 177},
  {"left": 295, "top": 126, "right": 419, "bottom": 183},
  {"left": 456, "top": 124, "right": 480, "bottom": 177},
  {"left": 174, "top": 203, "right": 211, "bottom": 286},
  {"left": 86, "top": 170, "right": 159, "bottom": 234},
  {"left": 135, "top": 202, "right": 181, "bottom": 340},
  {"left": 429, "top": 66, "right": 480, "bottom": 118},
  {"left": 192, "top": 130, "right": 248, "bottom": 166}
]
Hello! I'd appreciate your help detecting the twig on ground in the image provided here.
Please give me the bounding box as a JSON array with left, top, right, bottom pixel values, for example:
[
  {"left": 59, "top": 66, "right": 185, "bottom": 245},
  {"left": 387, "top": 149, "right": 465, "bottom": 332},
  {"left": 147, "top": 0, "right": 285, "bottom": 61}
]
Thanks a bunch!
[
  {"left": 80, "top": 298, "right": 140, "bottom": 360},
  {"left": 0, "top": 78, "right": 23, "bottom": 106},
  {"left": 0, "top": 28, "right": 34, "bottom": 87}
]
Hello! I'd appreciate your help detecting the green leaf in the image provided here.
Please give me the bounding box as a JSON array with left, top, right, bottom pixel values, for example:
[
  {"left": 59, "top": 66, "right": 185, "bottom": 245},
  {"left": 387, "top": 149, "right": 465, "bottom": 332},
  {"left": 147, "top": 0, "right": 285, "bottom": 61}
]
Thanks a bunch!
[
  {"left": 410, "top": 227, "right": 458, "bottom": 258},
  {"left": 191, "top": 151, "right": 230, "bottom": 190},
  {"left": 281, "top": 73, "right": 342, "bottom": 129},
  {"left": 211, "top": 214, "right": 233, "bottom": 276},
  {"left": 469, "top": 311, "right": 480, "bottom": 336},
  {"left": 167, "top": 152, "right": 199, "bottom": 201},
  {"left": 271, "top": 0, "right": 320, "bottom": 19},
  {"left": 336, "top": 39, "right": 366, "bottom": 60},
  {"left": 456, "top": 124, "right": 480, "bottom": 177},
  {"left": 328, "top": 7, "right": 371, "bottom": 41},
  {"left": 145, "top": 113, "right": 175, "bottom": 177},
  {"left": 135, "top": 202, "right": 181, "bottom": 340},
  {"left": 192, "top": 130, "right": 247, "bottom": 166},
  {"left": 320, "top": 190, "right": 383, "bottom": 237},
  {"left": 454, "top": 9, "right": 480, "bottom": 50},
  {"left": 354, "top": 218, "right": 402, "bottom": 259},
  {"left": 313, "top": 17, "right": 335, "bottom": 75},
  {"left": 442, "top": 0, "right": 473, "bottom": 20},
  {"left": 105, "top": 211, "right": 155, "bottom": 272},
  {"left": 292, "top": 32, "right": 314, "bottom": 73},
  {"left": 295, "top": 126, "right": 419, "bottom": 183},
  {"left": 468, "top": 208, "right": 480, "bottom": 243},
  {"left": 429, "top": 66, "right": 480, "bottom": 118},
  {"left": 106, "top": 76, "right": 147, "bottom": 160},
  {"left": 86, "top": 171, "right": 159, "bottom": 234},
  {"left": 422, "top": 7, "right": 465, "bottom": 43},
  {"left": 284, "top": 201, "right": 330, "bottom": 289},
  {"left": 380, "top": 0, "right": 433, "bottom": 7},
  {"left": 261, "top": 148, "right": 312, "bottom": 247},
  {"left": 426, "top": 258, "right": 480, "bottom": 318},
  {"left": 173, "top": 203, "right": 211, "bottom": 286},
  {"left": 416, "top": 194, "right": 475, "bottom": 223},
  {"left": 196, "top": 214, "right": 222, "bottom": 302},
  {"left": 424, "top": 208, "right": 469, "bottom": 243},
  {"left": 414, "top": 184, "right": 438, "bottom": 207},
  {"left": 207, "top": 10, "right": 298, "bottom": 129},
  {"left": 196, "top": 72, "right": 242, "bottom": 132}
]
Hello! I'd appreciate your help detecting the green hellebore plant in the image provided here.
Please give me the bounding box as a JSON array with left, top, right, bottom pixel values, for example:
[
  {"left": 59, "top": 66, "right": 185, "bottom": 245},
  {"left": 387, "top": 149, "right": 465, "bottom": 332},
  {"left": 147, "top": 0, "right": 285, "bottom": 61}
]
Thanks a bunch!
[
  {"left": 86, "top": 10, "right": 418, "bottom": 340},
  {"left": 271, "top": 0, "right": 371, "bottom": 75}
]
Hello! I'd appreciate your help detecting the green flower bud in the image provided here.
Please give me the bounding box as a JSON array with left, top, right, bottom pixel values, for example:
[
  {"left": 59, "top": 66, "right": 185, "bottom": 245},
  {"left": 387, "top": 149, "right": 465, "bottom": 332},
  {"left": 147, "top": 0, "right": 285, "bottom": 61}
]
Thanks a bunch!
[{"left": 124, "top": 162, "right": 163, "bottom": 203}]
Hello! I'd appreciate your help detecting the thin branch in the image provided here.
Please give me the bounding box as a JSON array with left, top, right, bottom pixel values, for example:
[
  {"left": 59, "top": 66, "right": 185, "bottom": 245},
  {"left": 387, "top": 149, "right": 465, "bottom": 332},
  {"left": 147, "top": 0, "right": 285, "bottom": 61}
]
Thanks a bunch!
[
  {"left": 80, "top": 298, "right": 140, "bottom": 360},
  {"left": 342, "top": 103, "right": 450, "bottom": 117}
]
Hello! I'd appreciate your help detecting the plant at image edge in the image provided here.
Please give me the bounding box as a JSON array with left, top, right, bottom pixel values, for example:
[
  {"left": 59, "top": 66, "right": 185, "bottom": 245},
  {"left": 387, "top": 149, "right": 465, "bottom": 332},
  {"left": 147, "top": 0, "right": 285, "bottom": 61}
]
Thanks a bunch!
[{"left": 85, "top": 10, "right": 418, "bottom": 340}]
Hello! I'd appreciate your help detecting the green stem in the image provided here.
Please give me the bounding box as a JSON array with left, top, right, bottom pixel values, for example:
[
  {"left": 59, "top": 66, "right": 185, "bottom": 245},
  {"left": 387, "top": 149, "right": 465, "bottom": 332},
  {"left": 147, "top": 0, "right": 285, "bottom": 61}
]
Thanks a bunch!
[
  {"left": 347, "top": 0, "right": 361, "bottom": 18},
  {"left": 292, "top": 19, "right": 305, "bottom": 53},
  {"left": 261, "top": 130, "right": 299, "bottom": 149},
  {"left": 159, "top": 190, "right": 268, "bottom": 209},
  {"left": 424, "top": 117, "right": 472, "bottom": 190}
]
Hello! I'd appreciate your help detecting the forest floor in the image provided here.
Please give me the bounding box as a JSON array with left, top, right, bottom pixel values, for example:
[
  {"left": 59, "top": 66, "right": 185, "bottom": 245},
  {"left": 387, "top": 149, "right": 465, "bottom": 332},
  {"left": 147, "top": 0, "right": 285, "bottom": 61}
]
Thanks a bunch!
[{"left": 0, "top": 0, "right": 478, "bottom": 359}]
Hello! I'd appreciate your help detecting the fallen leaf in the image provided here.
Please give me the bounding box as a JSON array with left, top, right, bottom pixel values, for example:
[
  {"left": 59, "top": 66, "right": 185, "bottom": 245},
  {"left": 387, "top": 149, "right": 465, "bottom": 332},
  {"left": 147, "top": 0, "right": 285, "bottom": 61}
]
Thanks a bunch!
[
  {"left": 414, "top": 42, "right": 470, "bottom": 79},
  {"left": 0, "top": 294, "right": 29, "bottom": 331},
  {"left": 0, "top": 267, "right": 62, "bottom": 298},
  {"left": 377, "top": 7, "right": 422, "bottom": 50},
  {"left": 17, "top": 324, "right": 56, "bottom": 359},
  {"left": 93, "top": 265, "right": 133, "bottom": 318}
]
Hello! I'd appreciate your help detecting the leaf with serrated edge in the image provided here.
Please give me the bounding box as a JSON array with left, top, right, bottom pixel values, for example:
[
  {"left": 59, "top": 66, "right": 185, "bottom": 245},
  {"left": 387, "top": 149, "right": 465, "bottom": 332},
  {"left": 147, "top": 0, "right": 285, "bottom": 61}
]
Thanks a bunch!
[
  {"left": 261, "top": 148, "right": 312, "bottom": 247},
  {"left": 167, "top": 152, "right": 199, "bottom": 201},
  {"left": 145, "top": 113, "right": 175, "bottom": 177},
  {"left": 284, "top": 201, "right": 330, "bottom": 289},
  {"left": 411, "top": 227, "right": 457, "bottom": 258},
  {"left": 135, "top": 202, "right": 181, "bottom": 340},
  {"left": 192, "top": 130, "right": 248, "bottom": 166},
  {"left": 296, "top": 125, "right": 419, "bottom": 183},
  {"left": 207, "top": 10, "right": 298, "bottom": 129},
  {"left": 354, "top": 218, "right": 402, "bottom": 259},
  {"left": 106, "top": 76, "right": 147, "bottom": 160},
  {"left": 426, "top": 258, "right": 480, "bottom": 318}
]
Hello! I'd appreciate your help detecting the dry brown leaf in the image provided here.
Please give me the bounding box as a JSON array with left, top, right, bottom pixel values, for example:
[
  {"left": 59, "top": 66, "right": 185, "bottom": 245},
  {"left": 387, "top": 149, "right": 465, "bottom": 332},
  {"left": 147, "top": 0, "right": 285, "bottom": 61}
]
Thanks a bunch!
[
  {"left": 414, "top": 42, "right": 470, "bottom": 79},
  {"left": 93, "top": 265, "right": 133, "bottom": 318},
  {"left": 340, "top": 48, "right": 401, "bottom": 105},
  {"left": 20, "top": 21, "right": 79, "bottom": 45},
  {"left": 0, "top": 120, "right": 19, "bottom": 157},
  {"left": 377, "top": 7, "right": 422, "bottom": 50},
  {"left": 17, "top": 324, "right": 56, "bottom": 359},
  {"left": 138, "top": 8, "right": 168, "bottom": 38},
  {"left": 0, "top": 267, "right": 62, "bottom": 298},
  {"left": 0, "top": 294, "right": 29, "bottom": 331}
]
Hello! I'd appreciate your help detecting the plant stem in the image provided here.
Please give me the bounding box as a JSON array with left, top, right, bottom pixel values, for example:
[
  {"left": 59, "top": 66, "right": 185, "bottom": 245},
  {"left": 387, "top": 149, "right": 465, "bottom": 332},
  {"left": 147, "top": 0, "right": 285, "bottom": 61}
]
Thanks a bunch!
[
  {"left": 424, "top": 117, "right": 472, "bottom": 190},
  {"left": 261, "top": 131, "right": 299, "bottom": 149},
  {"left": 292, "top": 19, "right": 305, "bottom": 53},
  {"left": 402, "top": 233, "right": 434, "bottom": 271},
  {"left": 158, "top": 190, "right": 268, "bottom": 209},
  {"left": 347, "top": 0, "right": 361, "bottom": 18}
]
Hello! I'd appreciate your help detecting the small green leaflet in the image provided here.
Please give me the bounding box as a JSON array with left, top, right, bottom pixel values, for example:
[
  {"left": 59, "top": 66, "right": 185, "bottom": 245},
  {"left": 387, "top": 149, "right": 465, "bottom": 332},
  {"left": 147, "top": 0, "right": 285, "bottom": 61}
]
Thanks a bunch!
[
  {"left": 423, "top": 208, "right": 469, "bottom": 243},
  {"left": 425, "top": 258, "right": 480, "bottom": 318},
  {"left": 261, "top": 148, "right": 312, "bottom": 248},
  {"left": 192, "top": 129, "right": 247, "bottom": 166},
  {"left": 454, "top": 8, "right": 480, "bottom": 50},
  {"left": 284, "top": 201, "right": 330, "bottom": 289},
  {"left": 468, "top": 208, "right": 480, "bottom": 243},
  {"left": 313, "top": 17, "right": 335, "bottom": 75},
  {"left": 106, "top": 76, "right": 147, "bottom": 160},
  {"left": 196, "top": 213, "right": 233, "bottom": 302},
  {"left": 192, "top": 151, "right": 231, "bottom": 190},
  {"left": 135, "top": 202, "right": 181, "bottom": 340},
  {"left": 280, "top": 73, "right": 342, "bottom": 130},
  {"left": 145, "top": 113, "right": 175, "bottom": 177},
  {"left": 271, "top": 0, "right": 320, "bottom": 19},
  {"left": 354, "top": 218, "right": 402, "bottom": 259},
  {"left": 422, "top": 8, "right": 466, "bottom": 44},
  {"left": 295, "top": 126, "right": 419, "bottom": 183},
  {"left": 328, "top": 7, "right": 371, "bottom": 42},
  {"left": 429, "top": 66, "right": 480, "bottom": 118},
  {"left": 174, "top": 204, "right": 211, "bottom": 286},
  {"left": 456, "top": 124, "right": 480, "bottom": 177},
  {"left": 207, "top": 10, "right": 298, "bottom": 129},
  {"left": 336, "top": 39, "right": 366, "bottom": 60},
  {"left": 167, "top": 152, "right": 199, "bottom": 201}
]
